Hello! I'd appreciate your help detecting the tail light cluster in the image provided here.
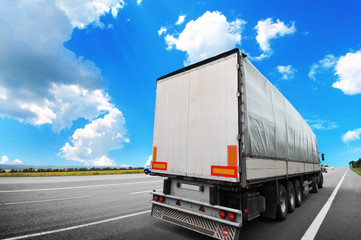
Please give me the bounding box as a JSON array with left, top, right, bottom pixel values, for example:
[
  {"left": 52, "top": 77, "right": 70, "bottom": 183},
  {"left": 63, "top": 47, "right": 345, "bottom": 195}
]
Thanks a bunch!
[
  {"left": 153, "top": 194, "right": 165, "bottom": 203},
  {"left": 219, "top": 210, "right": 236, "bottom": 221}
]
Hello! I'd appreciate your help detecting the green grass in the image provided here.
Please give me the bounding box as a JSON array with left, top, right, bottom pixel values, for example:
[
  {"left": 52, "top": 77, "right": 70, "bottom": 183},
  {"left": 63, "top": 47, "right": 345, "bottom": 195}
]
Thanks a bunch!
[
  {"left": 0, "top": 169, "right": 144, "bottom": 177},
  {"left": 351, "top": 167, "right": 361, "bottom": 176}
]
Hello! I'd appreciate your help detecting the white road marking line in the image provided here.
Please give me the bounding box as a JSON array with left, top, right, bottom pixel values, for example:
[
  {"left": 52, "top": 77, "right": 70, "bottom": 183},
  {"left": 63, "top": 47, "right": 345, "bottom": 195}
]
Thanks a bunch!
[
  {"left": 301, "top": 168, "right": 348, "bottom": 240},
  {"left": 3, "top": 210, "right": 151, "bottom": 240},
  {"left": 1, "top": 195, "right": 91, "bottom": 206},
  {"left": 0, "top": 180, "right": 162, "bottom": 193},
  {"left": 130, "top": 189, "right": 162, "bottom": 194}
]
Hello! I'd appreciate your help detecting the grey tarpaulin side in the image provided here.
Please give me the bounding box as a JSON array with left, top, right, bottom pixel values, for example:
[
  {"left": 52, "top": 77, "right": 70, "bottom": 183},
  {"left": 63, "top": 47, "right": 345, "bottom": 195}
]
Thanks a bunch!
[{"left": 242, "top": 58, "right": 319, "bottom": 164}]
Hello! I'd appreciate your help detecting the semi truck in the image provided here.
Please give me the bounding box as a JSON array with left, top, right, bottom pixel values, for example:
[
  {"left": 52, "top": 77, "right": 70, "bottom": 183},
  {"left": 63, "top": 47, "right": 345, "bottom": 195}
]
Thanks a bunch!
[{"left": 150, "top": 49, "right": 323, "bottom": 240}]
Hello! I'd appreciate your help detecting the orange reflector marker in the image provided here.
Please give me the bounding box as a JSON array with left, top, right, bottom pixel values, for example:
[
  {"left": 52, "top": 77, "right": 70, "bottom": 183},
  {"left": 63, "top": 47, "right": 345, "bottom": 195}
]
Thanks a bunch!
[
  {"left": 219, "top": 210, "right": 226, "bottom": 218},
  {"left": 152, "top": 147, "right": 157, "bottom": 162},
  {"left": 199, "top": 206, "right": 205, "bottom": 212},
  {"left": 228, "top": 212, "right": 235, "bottom": 221},
  {"left": 211, "top": 166, "right": 237, "bottom": 178},
  {"left": 228, "top": 145, "right": 237, "bottom": 167},
  {"left": 152, "top": 162, "right": 167, "bottom": 170}
]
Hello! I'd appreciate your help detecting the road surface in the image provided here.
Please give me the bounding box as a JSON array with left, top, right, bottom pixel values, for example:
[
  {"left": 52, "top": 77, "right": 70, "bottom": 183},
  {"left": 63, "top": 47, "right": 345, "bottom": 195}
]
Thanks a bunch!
[{"left": 0, "top": 167, "right": 360, "bottom": 240}]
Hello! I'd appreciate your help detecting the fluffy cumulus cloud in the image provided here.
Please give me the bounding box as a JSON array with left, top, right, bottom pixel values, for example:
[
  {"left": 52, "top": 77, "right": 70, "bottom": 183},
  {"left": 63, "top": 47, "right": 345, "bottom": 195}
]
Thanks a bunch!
[
  {"left": 0, "top": 156, "right": 9, "bottom": 164},
  {"left": 332, "top": 51, "right": 361, "bottom": 95},
  {"left": 176, "top": 15, "right": 186, "bottom": 25},
  {"left": 165, "top": 11, "right": 246, "bottom": 65},
  {"left": 308, "top": 54, "right": 337, "bottom": 81},
  {"left": 343, "top": 128, "right": 361, "bottom": 143},
  {"left": 254, "top": 18, "right": 296, "bottom": 60},
  {"left": 55, "top": 0, "right": 124, "bottom": 28},
  {"left": 277, "top": 65, "right": 296, "bottom": 80},
  {"left": 60, "top": 108, "right": 129, "bottom": 166},
  {"left": 0, "top": 0, "right": 128, "bottom": 165}
]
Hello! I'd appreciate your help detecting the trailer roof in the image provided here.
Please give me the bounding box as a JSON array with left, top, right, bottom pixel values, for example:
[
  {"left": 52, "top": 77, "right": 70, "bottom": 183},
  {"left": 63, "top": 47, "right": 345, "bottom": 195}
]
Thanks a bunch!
[{"left": 157, "top": 48, "right": 246, "bottom": 81}]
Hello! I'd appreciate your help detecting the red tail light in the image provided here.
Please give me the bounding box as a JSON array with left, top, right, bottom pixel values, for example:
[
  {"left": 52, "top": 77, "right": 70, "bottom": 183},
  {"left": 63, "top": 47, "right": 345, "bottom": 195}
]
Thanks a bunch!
[
  {"left": 199, "top": 206, "right": 205, "bottom": 212},
  {"left": 153, "top": 195, "right": 159, "bottom": 201},
  {"left": 176, "top": 200, "right": 181, "bottom": 206},
  {"left": 219, "top": 210, "right": 226, "bottom": 218},
  {"left": 228, "top": 212, "right": 235, "bottom": 221},
  {"left": 159, "top": 196, "right": 164, "bottom": 202}
]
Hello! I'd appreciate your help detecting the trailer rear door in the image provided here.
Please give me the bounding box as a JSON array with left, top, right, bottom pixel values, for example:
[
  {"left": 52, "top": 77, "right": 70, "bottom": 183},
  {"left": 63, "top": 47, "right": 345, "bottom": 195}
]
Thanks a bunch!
[{"left": 152, "top": 52, "right": 240, "bottom": 182}]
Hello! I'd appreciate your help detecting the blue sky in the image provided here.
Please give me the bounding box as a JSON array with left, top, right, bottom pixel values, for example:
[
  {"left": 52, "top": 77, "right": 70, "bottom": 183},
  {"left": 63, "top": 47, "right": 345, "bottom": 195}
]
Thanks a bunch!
[{"left": 0, "top": 0, "right": 361, "bottom": 167}]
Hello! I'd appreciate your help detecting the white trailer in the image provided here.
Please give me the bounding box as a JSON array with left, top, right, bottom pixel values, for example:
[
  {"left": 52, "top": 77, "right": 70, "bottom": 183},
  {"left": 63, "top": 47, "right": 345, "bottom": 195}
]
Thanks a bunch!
[{"left": 150, "top": 49, "right": 323, "bottom": 240}]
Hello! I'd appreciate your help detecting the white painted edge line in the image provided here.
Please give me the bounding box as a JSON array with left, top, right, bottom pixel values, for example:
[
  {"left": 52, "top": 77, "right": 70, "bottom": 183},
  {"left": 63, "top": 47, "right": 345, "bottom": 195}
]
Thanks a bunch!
[
  {"left": 3, "top": 210, "right": 151, "bottom": 240},
  {"left": 0, "top": 180, "right": 162, "bottom": 193},
  {"left": 1, "top": 195, "right": 91, "bottom": 206},
  {"left": 301, "top": 168, "right": 348, "bottom": 240},
  {"left": 130, "top": 189, "right": 162, "bottom": 195}
]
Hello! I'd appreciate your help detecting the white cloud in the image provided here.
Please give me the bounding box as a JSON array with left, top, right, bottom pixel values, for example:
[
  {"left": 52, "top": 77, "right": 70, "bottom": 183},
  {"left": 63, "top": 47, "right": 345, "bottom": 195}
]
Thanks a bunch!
[
  {"left": 137, "top": 0, "right": 142, "bottom": 5},
  {"left": 343, "top": 128, "right": 361, "bottom": 143},
  {"left": 60, "top": 108, "right": 129, "bottom": 166},
  {"left": 176, "top": 15, "right": 186, "bottom": 25},
  {"left": 254, "top": 18, "right": 296, "bottom": 59},
  {"left": 0, "top": 1, "right": 107, "bottom": 126},
  {"left": 49, "top": 84, "right": 113, "bottom": 132},
  {"left": 332, "top": 51, "right": 361, "bottom": 95},
  {"left": 55, "top": 0, "right": 125, "bottom": 28},
  {"left": 13, "top": 159, "right": 23, "bottom": 164},
  {"left": 306, "top": 118, "right": 338, "bottom": 130},
  {"left": 308, "top": 54, "right": 337, "bottom": 81},
  {"left": 158, "top": 26, "right": 167, "bottom": 36},
  {"left": 1, "top": 156, "right": 9, "bottom": 164},
  {"left": 0, "top": 0, "right": 128, "bottom": 165},
  {"left": 165, "top": 11, "right": 246, "bottom": 65},
  {"left": 277, "top": 65, "right": 296, "bottom": 80}
]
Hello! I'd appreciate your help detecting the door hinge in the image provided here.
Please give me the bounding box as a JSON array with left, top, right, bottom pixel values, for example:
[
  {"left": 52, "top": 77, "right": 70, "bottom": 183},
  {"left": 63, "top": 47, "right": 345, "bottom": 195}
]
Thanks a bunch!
[
  {"left": 236, "top": 64, "right": 240, "bottom": 70},
  {"left": 237, "top": 92, "right": 241, "bottom": 97},
  {"left": 237, "top": 133, "right": 241, "bottom": 140}
]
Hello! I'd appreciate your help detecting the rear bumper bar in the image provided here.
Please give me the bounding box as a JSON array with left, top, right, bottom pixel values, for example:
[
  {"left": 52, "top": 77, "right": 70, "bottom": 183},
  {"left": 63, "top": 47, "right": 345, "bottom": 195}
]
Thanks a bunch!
[{"left": 151, "top": 204, "right": 241, "bottom": 240}]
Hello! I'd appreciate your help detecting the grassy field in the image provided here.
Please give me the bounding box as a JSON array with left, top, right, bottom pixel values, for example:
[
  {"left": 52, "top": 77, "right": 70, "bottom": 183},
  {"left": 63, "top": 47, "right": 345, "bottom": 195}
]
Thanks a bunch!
[
  {"left": 0, "top": 169, "right": 144, "bottom": 177},
  {"left": 351, "top": 167, "right": 361, "bottom": 176}
]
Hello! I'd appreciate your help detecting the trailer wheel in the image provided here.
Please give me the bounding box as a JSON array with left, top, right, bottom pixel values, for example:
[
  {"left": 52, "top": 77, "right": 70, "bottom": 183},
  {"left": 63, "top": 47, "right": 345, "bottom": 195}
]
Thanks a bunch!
[
  {"left": 294, "top": 180, "right": 302, "bottom": 207},
  {"left": 286, "top": 181, "right": 296, "bottom": 213},
  {"left": 276, "top": 183, "right": 288, "bottom": 221},
  {"left": 310, "top": 178, "right": 319, "bottom": 193},
  {"left": 317, "top": 173, "right": 323, "bottom": 189}
]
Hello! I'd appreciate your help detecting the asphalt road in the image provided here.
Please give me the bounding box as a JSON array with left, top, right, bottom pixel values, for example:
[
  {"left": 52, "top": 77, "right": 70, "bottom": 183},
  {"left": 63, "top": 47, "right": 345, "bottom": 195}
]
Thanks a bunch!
[{"left": 0, "top": 168, "right": 360, "bottom": 240}]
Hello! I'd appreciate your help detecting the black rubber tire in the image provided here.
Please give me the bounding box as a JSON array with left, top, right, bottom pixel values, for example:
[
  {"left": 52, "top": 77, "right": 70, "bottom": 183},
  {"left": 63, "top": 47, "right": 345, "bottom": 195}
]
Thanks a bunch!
[
  {"left": 286, "top": 181, "right": 296, "bottom": 213},
  {"left": 294, "top": 179, "right": 302, "bottom": 207},
  {"left": 276, "top": 183, "right": 288, "bottom": 221},
  {"left": 310, "top": 178, "right": 319, "bottom": 193},
  {"left": 318, "top": 172, "right": 323, "bottom": 188}
]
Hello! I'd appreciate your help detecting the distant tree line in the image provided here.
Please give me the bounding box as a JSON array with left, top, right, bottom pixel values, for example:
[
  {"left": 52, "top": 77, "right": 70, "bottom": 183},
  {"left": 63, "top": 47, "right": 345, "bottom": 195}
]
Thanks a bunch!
[
  {"left": 0, "top": 167, "right": 143, "bottom": 173},
  {"left": 349, "top": 158, "right": 361, "bottom": 168}
]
